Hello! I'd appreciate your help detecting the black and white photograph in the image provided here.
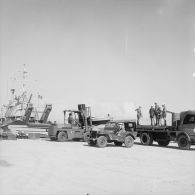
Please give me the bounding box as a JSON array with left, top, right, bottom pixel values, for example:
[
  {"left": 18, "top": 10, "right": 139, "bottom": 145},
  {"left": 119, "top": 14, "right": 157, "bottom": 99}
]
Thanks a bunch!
[{"left": 0, "top": 0, "right": 195, "bottom": 194}]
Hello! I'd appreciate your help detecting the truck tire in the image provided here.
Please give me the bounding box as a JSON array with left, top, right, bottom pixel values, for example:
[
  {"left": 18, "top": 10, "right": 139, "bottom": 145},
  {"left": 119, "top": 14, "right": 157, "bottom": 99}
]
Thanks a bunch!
[
  {"left": 57, "top": 132, "right": 68, "bottom": 142},
  {"left": 140, "top": 133, "right": 153, "bottom": 145},
  {"left": 124, "top": 136, "right": 134, "bottom": 148},
  {"left": 157, "top": 140, "right": 170, "bottom": 147},
  {"left": 97, "top": 136, "right": 107, "bottom": 148},
  {"left": 114, "top": 141, "right": 123, "bottom": 146},
  {"left": 177, "top": 135, "right": 191, "bottom": 150},
  {"left": 83, "top": 132, "right": 90, "bottom": 142}
]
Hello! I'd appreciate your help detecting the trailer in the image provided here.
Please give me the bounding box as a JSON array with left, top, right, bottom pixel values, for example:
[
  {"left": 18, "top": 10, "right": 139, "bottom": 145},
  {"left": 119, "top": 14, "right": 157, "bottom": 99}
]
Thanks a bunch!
[{"left": 136, "top": 110, "right": 195, "bottom": 150}]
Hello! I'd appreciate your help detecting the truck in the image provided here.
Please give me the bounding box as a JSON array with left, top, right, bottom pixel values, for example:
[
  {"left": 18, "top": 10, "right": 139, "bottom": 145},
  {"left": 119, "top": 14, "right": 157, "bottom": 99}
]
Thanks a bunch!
[
  {"left": 48, "top": 104, "right": 110, "bottom": 142},
  {"left": 88, "top": 120, "right": 137, "bottom": 148},
  {"left": 136, "top": 110, "right": 195, "bottom": 150}
]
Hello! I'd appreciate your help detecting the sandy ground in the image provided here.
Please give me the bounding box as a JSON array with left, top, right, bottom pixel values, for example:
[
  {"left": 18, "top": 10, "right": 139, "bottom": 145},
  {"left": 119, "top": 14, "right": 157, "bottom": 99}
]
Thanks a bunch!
[{"left": 0, "top": 139, "right": 195, "bottom": 195}]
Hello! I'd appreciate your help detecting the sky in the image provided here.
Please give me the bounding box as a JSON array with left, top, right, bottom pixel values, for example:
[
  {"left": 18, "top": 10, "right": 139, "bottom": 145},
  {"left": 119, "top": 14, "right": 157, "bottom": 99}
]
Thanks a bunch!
[{"left": 0, "top": 0, "right": 195, "bottom": 123}]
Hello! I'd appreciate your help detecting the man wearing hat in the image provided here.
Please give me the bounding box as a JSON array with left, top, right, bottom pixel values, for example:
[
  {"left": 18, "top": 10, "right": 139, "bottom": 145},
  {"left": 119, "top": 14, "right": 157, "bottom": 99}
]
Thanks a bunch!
[
  {"left": 149, "top": 106, "right": 155, "bottom": 126},
  {"left": 154, "top": 102, "right": 159, "bottom": 125},
  {"left": 156, "top": 106, "right": 162, "bottom": 126},
  {"left": 135, "top": 106, "right": 142, "bottom": 125},
  {"left": 162, "top": 104, "right": 167, "bottom": 126}
]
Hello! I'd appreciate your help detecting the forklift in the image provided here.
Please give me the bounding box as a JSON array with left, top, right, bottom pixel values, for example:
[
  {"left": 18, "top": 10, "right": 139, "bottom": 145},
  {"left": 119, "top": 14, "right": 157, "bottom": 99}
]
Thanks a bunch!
[{"left": 48, "top": 104, "right": 93, "bottom": 141}]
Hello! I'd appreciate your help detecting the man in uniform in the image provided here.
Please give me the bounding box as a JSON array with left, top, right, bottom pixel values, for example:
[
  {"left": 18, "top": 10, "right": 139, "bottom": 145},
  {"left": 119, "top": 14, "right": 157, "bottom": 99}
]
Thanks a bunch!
[
  {"left": 68, "top": 113, "right": 74, "bottom": 125},
  {"left": 117, "top": 123, "right": 126, "bottom": 136},
  {"left": 162, "top": 104, "right": 167, "bottom": 126},
  {"left": 154, "top": 102, "right": 158, "bottom": 125},
  {"left": 149, "top": 106, "right": 155, "bottom": 126},
  {"left": 157, "top": 106, "right": 162, "bottom": 125},
  {"left": 135, "top": 106, "right": 142, "bottom": 125}
]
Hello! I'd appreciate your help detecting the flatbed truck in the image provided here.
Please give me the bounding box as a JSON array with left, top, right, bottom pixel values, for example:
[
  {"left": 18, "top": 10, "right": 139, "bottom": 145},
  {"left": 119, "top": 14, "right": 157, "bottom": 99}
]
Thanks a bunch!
[{"left": 136, "top": 110, "right": 195, "bottom": 150}]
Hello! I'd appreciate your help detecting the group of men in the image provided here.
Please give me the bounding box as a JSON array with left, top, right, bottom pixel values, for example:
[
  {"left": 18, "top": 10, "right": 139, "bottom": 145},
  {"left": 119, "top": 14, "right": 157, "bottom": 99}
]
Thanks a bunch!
[
  {"left": 149, "top": 103, "right": 167, "bottom": 126},
  {"left": 135, "top": 103, "right": 167, "bottom": 126}
]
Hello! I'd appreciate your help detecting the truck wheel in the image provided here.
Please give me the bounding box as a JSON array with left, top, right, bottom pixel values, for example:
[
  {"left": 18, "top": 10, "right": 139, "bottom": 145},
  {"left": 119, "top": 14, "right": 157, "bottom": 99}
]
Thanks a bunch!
[
  {"left": 177, "top": 135, "right": 191, "bottom": 150},
  {"left": 124, "top": 136, "right": 134, "bottom": 148},
  {"left": 157, "top": 140, "right": 170, "bottom": 147},
  {"left": 97, "top": 136, "right": 107, "bottom": 148},
  {"left": 83, "top": 132, "right": 90, "bottom": 142},
  {"left": 114, "top": 141, "right": 123, "bottom": 146},
  {"left": 57, "top": 132, "right": 68, "bottom": 142},
  {"left": 140, "top": 133, "right": 153, "bottom": 145}
]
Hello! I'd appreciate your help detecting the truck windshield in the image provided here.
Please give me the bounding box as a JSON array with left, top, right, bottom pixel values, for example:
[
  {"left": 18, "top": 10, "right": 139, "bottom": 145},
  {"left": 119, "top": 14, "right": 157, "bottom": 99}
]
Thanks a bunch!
[
  {"left": 183, "top": 114, "right": 195, "bottom": 124},
  {"left": 105, "top": 123, "right": 117, "bottom": 128}
]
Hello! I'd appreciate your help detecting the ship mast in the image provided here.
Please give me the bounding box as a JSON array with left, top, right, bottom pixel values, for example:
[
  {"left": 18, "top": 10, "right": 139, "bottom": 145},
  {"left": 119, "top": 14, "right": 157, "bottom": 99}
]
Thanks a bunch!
[{"left": 21, "top": 64, "right": 28, "bottom": 110}]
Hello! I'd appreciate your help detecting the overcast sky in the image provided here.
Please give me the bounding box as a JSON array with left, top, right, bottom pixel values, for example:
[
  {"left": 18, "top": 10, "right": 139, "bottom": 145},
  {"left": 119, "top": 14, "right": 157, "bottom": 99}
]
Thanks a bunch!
[{"left": 0, "top": 0, "right": 195, "bottom": 123}]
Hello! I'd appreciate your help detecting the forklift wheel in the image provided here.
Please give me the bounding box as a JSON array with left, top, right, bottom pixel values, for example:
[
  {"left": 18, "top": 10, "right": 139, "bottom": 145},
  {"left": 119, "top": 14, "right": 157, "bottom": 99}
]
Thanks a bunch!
[{"left": 57, "top": 132, "right": 68, "bottom": 142}]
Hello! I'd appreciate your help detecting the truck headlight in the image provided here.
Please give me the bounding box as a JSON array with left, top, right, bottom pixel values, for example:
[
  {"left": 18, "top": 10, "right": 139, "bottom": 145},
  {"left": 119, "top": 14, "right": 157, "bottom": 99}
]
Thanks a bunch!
[{"left": 194, "top": 128, "right": 195, "bottom": 133}]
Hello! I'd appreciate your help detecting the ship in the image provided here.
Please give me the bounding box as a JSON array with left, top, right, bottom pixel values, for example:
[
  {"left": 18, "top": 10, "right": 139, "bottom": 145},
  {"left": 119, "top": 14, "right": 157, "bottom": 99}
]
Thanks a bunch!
[{"left": 0, "top": 65, "right": 52, "bottom": 139}]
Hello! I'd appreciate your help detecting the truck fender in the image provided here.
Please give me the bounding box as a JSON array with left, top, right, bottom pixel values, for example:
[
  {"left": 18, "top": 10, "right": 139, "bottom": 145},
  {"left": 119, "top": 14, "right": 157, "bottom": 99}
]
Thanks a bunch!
[
  {"left": 176, "top": 132, "right": 190, "bottom": 142},
  {"left": 98, "top": 134, "right": 110, "bottom": 141},
  {"left": 105, "top": 134, "right": 111, "bottom": 140},
  {"left": 126, "top": 133, "right": 135, "bottom": 140}
]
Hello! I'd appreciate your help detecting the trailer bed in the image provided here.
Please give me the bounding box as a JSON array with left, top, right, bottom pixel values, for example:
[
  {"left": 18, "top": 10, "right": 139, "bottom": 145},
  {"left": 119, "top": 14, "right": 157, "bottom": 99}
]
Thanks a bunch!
[{"left": 136, "top": 125, "right": 174, "bottom": 132}]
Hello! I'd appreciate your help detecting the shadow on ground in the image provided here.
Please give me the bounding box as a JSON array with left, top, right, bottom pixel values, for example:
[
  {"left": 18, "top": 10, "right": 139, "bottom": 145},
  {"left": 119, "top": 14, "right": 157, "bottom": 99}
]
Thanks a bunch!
[
  {"left": 0, "top": 160, "right": 12, "bottom": 167},
  {"left": 134, "top": 141, "right": 195, "bottom": 151},
  {"left": 42, "top": 138, "right": 195, "bottom": 151}
]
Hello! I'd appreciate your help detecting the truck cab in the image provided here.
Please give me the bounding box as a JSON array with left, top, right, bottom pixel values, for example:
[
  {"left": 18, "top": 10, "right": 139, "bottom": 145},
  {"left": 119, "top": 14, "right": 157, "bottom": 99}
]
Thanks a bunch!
[{"left": 176, "top": 110, "right": 195, "bottom": 149}]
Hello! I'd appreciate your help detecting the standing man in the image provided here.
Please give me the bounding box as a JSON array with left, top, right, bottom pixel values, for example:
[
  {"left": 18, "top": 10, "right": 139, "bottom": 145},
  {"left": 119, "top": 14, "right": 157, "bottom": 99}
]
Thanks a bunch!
[
  {"left": 154, "top": 102, "right": 158, "bottom": 125},
  {"left": 157, "top": 106, "right": 162, "bottom": 126},
  {"left": 135, "top": 106, "right": 142, "bottom": 125},
  {"left": 162, "top": 104, "right": 167, "bottom": 126},
  {"left": 149, "top": 106, "right": 155, "bottom": 126}
]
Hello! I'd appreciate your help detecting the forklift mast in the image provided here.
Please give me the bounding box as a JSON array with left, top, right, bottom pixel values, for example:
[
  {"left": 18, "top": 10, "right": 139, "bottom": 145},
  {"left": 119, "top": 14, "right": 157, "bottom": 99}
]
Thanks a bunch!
[{"left": 78, "top": 104, "right": 92, "bottom": 130}]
